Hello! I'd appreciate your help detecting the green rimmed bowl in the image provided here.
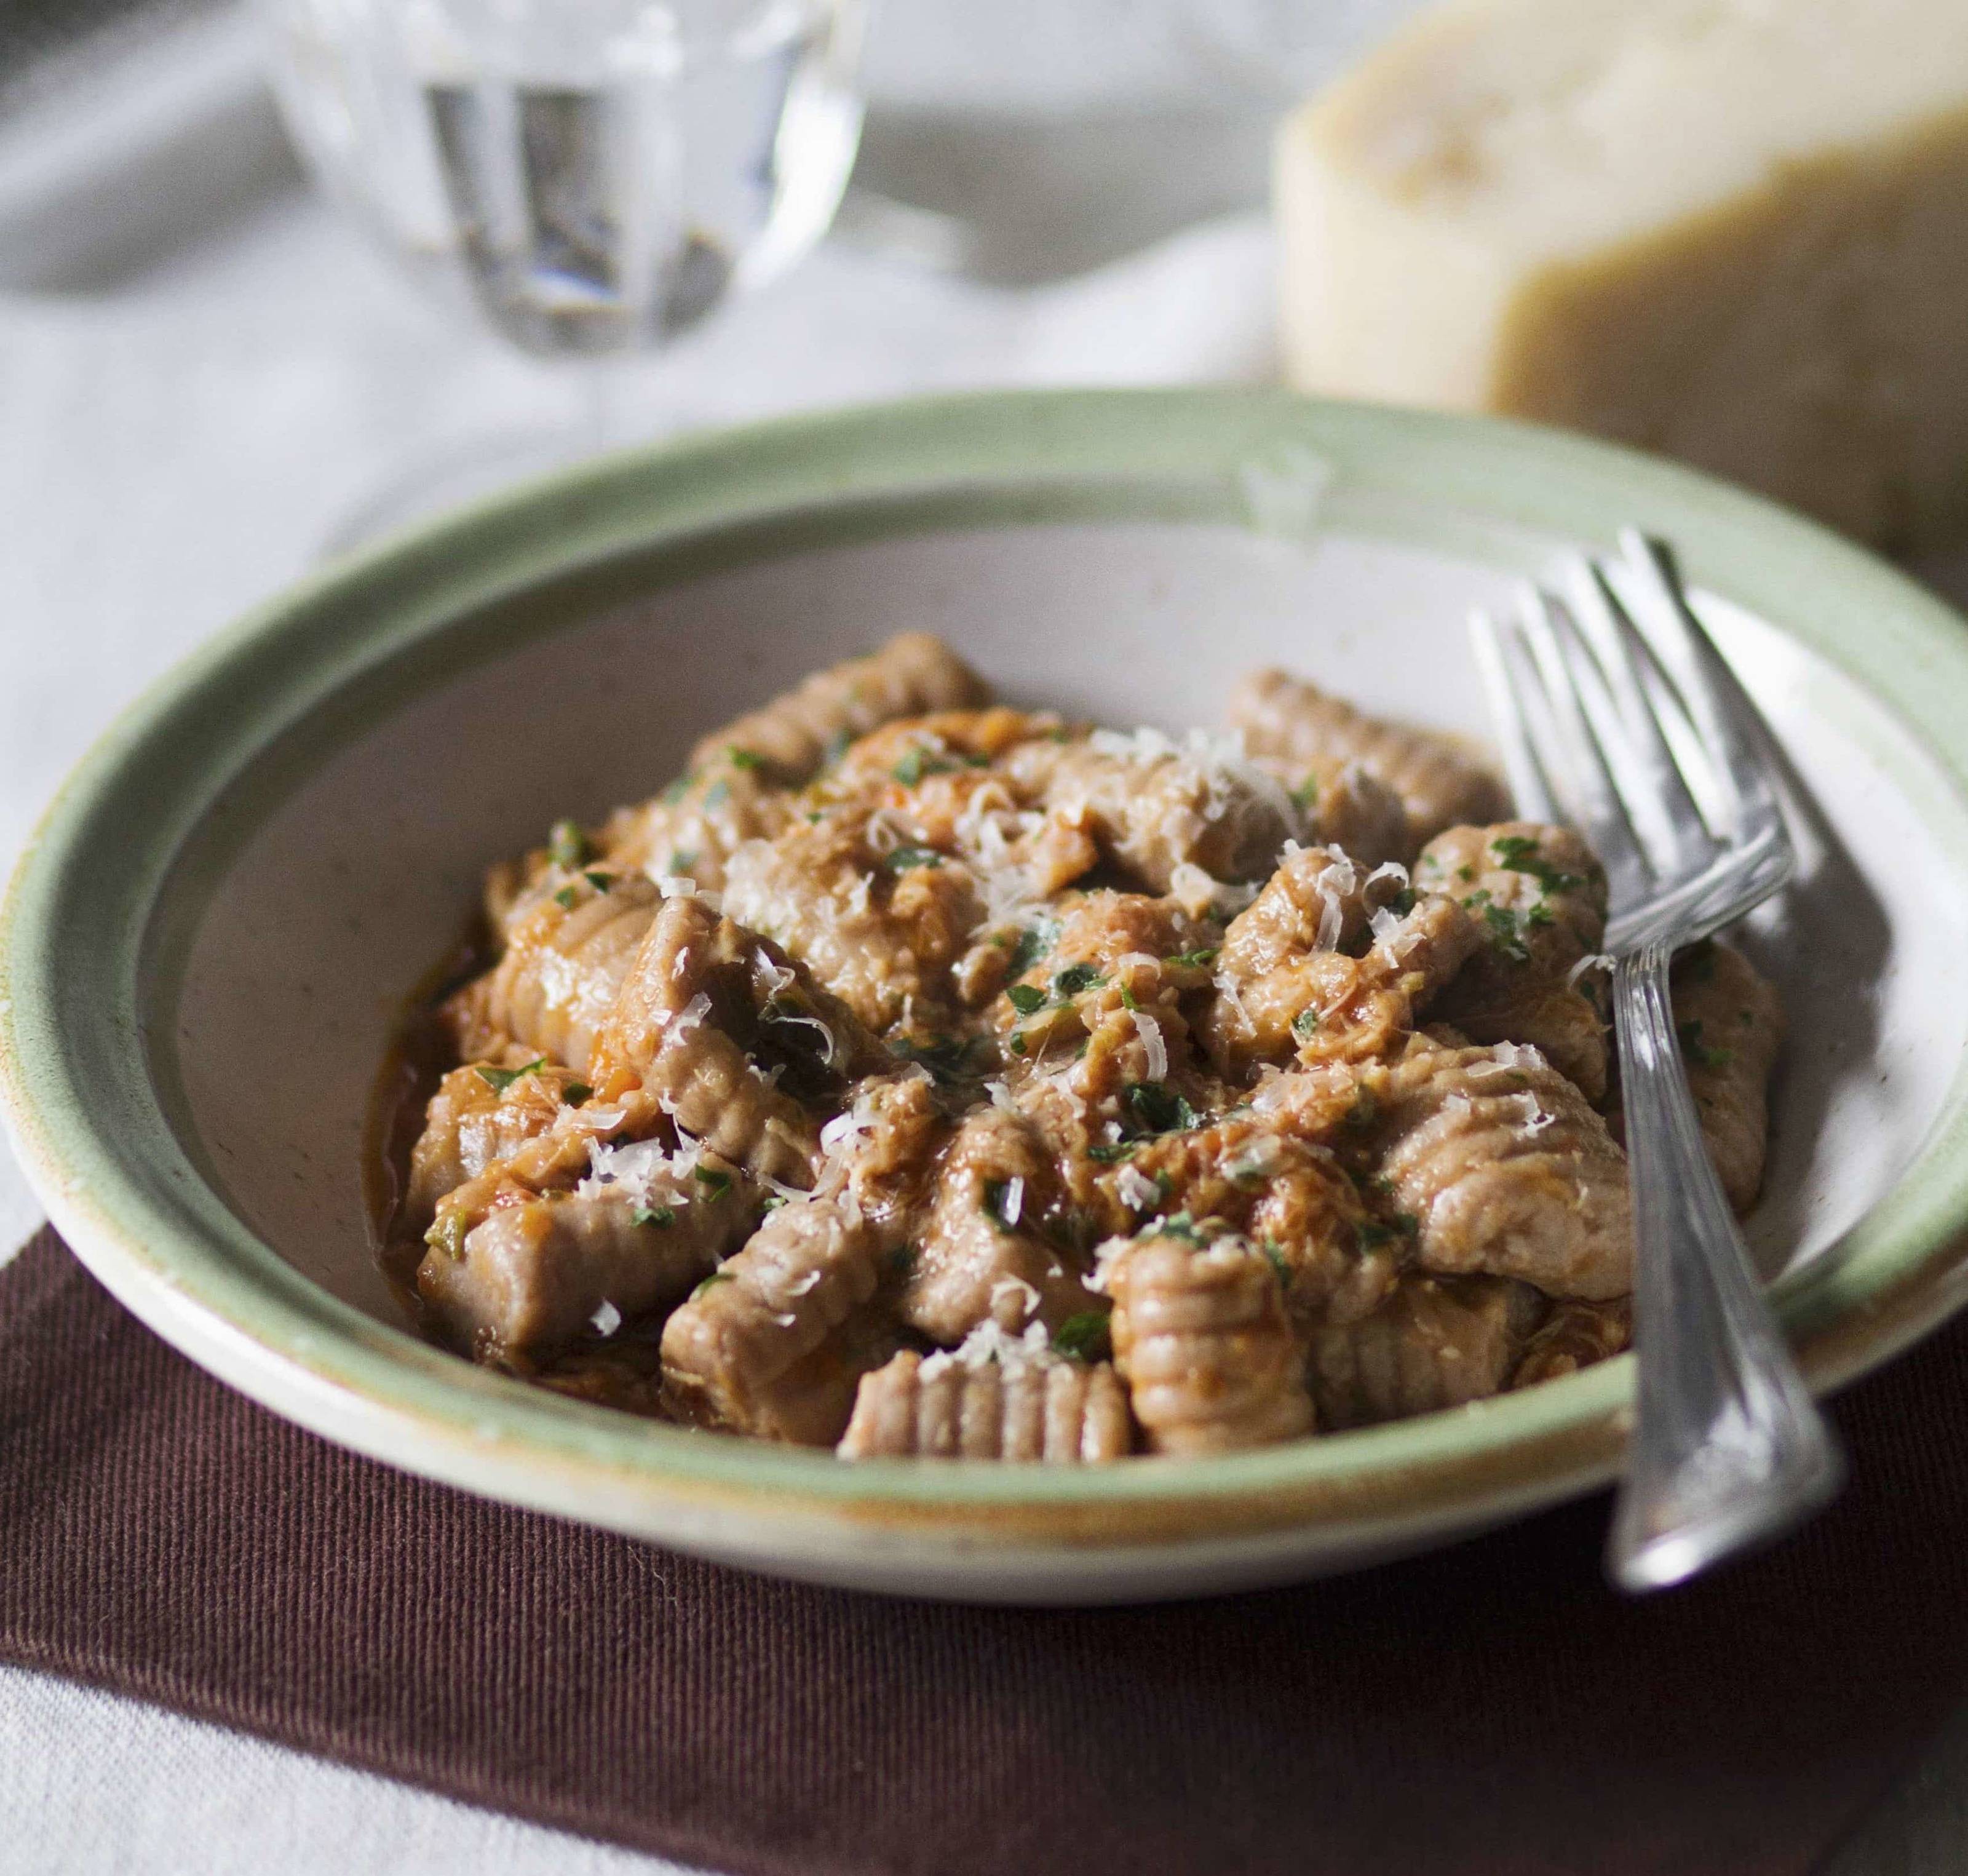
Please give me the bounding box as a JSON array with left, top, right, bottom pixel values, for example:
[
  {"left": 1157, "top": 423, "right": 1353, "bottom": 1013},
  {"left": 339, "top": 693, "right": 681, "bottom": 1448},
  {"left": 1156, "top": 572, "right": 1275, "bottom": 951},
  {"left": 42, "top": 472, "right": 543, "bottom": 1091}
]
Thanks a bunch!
[{"left": 7, "top": 389, "right": 1968, "bottom": 1604}]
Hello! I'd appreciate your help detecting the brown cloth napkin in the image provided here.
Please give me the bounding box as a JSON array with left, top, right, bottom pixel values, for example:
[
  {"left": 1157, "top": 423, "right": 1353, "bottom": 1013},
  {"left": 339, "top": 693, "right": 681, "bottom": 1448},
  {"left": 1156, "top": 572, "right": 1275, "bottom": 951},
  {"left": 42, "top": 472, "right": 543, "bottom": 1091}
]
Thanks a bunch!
[{"left": 4, "top": 1225, "right": 1966, "bottom": 1876}]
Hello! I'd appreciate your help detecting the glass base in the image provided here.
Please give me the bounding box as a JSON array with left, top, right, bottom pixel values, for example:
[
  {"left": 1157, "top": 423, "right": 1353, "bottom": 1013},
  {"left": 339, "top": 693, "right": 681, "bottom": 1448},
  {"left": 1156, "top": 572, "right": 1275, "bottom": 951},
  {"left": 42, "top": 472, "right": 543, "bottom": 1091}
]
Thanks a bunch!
[{"left": 317, "top": 424, "right": 616, "bottom": 560}]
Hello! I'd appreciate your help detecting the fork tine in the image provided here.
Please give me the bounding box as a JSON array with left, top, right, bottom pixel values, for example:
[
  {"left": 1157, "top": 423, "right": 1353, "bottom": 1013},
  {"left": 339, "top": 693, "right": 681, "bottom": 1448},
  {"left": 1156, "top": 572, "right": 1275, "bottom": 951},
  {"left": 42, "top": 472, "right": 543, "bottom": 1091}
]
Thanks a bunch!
[
  {"left": 1515, "top": 587, "right": 1656, "bottom": 905},
  {"left": 1567, "top": 557, "right": 1716, "bottom": 869},
  {"left": 1615, "top": 530, "right": 1785, "bottom": 833},
  {"left": 1469, "top": 606, "right": 1560, "bottom": 821}
]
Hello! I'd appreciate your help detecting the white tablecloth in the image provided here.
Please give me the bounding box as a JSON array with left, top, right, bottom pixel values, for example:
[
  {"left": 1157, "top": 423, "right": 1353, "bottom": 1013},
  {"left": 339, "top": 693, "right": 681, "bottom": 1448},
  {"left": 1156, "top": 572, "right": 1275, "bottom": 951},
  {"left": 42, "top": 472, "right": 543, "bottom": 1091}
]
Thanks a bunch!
[{"left": 4, "top": 12, "right": 1967, "bottom": 1872}]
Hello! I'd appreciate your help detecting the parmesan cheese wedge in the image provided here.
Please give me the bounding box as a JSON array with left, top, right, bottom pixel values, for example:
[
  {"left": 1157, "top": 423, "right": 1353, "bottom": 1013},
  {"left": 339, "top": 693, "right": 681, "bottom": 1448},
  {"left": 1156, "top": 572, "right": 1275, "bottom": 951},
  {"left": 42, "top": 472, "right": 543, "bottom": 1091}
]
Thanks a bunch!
[{"left": 1276, "top": 0, "right": 1968, "bottom": 549}]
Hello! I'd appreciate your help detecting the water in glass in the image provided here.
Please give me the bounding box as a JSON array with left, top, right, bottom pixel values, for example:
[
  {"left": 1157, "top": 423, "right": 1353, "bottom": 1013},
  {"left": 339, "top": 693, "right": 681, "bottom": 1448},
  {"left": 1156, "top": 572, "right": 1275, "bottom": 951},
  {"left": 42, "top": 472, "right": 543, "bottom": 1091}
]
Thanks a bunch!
[{"left": 264, "top": 0, "right": 865, "bottom": 355}]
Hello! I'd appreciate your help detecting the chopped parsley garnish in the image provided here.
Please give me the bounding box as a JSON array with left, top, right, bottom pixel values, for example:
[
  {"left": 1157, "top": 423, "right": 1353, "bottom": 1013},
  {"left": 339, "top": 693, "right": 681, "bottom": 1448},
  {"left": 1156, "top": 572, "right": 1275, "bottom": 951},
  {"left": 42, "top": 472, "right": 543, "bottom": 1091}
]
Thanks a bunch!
[
  {"left": 884, "top": 846, "right": 943, "bottom": 872},
  {"left": 1490, "top": 835, "right": 1584, "bottom": 894},
  {"left": 582, "top": 869, "right": 614, "bottom": 892},
  {"left": 1387, "top": 888, "right": 1417, "bottom": 916},
  {"left": 667, "top": 849, "right": 698, "bottom": 875},
  {"left": 692, "top": 1166, "right": 732, "bottom": 1199},
  {"left": 1006, "top": 984, "right": 1047, "bottom": 1016},
  {"left": 1355, "top": 1213, "right": 1420, "bottom": 1255},
  {"left": 1525, "top": 902, "right": 1555, "bottom": 928},
  {"left": 726, "top": 746, "right": 764, "bottom": 771},
  {"left": 1292, "top": 1009, "right": 1320, "bottom": 1041},
  {"left": 1292, "top": 776, "right": 1319, "bottom": 811},
  {"left": 1052, "top": 1311, "right": 1113, "bottom": 1364},
  {"left": 1482, "top": 902, "right": 1531, "bottom": 962},
  {"left": 634, "top": 1205, "right": 676, "bottom": 1230},
  {"left": 890, "top": 746, "right": 973, "bottom": 787},
  {"left": 1678, "top": 1020, "right": 1736, "bottom": 1070},
  {"left": 547, "top": 819, "right": 591, "bottom": 869},
  {"left": 1086, "top": 1142, "right": 1133, "bottom": 1163},
  {"left": 1456, "top": 864, "right": 1476, "bottom": 883},
  {"left": 1345, "top": 1086, "right": 1380, "bottom": 1131},
  {"left": 1007, "top": 1033, "right": 1029, "bottom": 1057},
  {"left": 1119, "top": 983, "right": 1138, "bottom": 1011},
  {"left": 1051, "top": 962, "right": 1105, "bottom": 998},
  {"left": 561, "top": 1081, "right": 592, "bottom": 1107},
  {"left": 554, "top": 886, "right": 580, "bottom": 909},
  {"left": 1165, "top": 946, "right": 1220, "bottom": 970},
  {"left": 1004, "top": 921, "right": 1057, "bottom": 979},
  {"left": 1149, "top": 1210, "right": 1205, "bottom": 1244},
  {"left": 689, "top": 1269, "right": 733, "bottom": 1300},
  {"left": 702, "top": 779, "right": 731, "bottom": 811},
  {"left": 1124, "top": 1081, "right": 1197, "bottom": 1136},
  {"left": 1259, "top": 1240, "right": 1292, "bottom": 1286},
  {"left": 477, "top": 1057, "right": 546, "bottom": 1093},
  {"left": 893, "top": 1033, "right": 993, "bottom": 1086}
]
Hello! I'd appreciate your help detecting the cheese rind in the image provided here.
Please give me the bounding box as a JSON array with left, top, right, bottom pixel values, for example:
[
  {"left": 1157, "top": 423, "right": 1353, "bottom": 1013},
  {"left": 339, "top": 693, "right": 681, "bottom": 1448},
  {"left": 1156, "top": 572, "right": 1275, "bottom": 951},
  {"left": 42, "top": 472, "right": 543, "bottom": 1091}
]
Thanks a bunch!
[{"left": 1277, "top": 0, "right": 1968, "bottom": 549}]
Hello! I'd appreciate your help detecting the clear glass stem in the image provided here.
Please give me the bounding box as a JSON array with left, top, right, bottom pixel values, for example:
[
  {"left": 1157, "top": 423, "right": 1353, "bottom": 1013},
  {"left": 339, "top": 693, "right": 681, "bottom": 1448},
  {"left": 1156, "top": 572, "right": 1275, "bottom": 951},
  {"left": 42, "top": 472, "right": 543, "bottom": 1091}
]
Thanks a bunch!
[{"left": 317, "top": 359, "right": 652, "bottom": 561}]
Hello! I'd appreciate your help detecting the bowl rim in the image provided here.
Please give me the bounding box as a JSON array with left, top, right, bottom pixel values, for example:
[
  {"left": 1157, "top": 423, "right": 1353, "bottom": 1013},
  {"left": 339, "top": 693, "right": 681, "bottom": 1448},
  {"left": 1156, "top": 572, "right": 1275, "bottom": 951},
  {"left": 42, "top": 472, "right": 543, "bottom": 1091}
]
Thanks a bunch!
[{"left": 9, "top": 386, "right": 1968, "bottom": 1562}]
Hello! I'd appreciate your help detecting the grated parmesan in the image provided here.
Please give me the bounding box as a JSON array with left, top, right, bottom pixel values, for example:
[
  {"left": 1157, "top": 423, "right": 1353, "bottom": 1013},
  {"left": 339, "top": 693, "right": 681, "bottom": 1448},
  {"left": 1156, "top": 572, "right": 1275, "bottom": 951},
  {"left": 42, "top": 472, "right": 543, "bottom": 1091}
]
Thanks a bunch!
[
  {"left": 763, "top": 1002, "right": 837, "bottom": 1065},
  {"left": 656, "top": 873, "right": 721, "bottom": 913},
  {"left": 920, "top": 1318, "right": 1052, "bottom": 1379},
  {"left": 1213, "top": 971, "right": 1253, "bottom": 1028},
  {"left": 1566, "top": 952, "right": 1614, "bottom": 987},
  {"left": 1168, "top": 861, "right": 1220, "bottom": 918},
  {"left": 669, "top": 992, "right": 712, "bottom": 1038},
  {"left": 1130, "top": 1009, "right": 1168, "bottom": 1083},
  {"left": 578, "top": 1133, "right": 694, "bottom": 1207},
  {"left": 1085, "top": 1235, "right": 1136, "bottom": 1294},
  {"left": 989, "top": 1274, "right": 1041, "bottom": 1321}
]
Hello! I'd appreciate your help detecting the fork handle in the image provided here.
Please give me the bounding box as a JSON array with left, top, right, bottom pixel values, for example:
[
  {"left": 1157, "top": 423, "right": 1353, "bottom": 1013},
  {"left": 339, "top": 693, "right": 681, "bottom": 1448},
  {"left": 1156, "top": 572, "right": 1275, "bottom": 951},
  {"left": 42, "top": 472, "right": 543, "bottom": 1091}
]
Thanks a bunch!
[{"left": 1605, "top": 944, "right": 1843, "bottom": 1591}]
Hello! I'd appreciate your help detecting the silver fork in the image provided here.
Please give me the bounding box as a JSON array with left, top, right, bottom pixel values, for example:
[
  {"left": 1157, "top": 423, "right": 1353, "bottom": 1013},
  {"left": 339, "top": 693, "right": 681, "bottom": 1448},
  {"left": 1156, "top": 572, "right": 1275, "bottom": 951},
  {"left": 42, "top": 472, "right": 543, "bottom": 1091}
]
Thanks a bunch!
[{"left": 1471, "top": 528, "right": 1843, "bottom": 1592}]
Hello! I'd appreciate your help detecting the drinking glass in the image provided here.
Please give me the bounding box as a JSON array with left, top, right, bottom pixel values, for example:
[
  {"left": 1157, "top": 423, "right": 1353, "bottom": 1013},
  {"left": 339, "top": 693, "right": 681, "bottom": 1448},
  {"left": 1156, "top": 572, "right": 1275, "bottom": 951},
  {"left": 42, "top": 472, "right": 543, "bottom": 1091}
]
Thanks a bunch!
[{"left": 258, "top": 0, "right": 867, "bottom": 544}]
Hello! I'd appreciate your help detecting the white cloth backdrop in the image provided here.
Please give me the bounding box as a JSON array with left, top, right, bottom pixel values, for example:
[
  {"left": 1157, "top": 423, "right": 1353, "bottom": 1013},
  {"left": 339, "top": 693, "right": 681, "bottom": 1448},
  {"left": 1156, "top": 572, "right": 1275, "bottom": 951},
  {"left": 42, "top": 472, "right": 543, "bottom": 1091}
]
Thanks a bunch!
[{"left": 2, "top": 7, "right": 1967, "bottom": 1871}]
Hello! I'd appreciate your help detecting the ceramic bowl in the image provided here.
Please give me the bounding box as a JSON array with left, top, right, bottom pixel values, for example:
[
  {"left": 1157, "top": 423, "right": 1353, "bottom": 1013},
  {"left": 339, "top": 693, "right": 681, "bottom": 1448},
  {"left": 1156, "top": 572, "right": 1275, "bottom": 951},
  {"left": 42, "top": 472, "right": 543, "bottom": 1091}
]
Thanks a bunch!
[{"left": 8, "top": 390, "right": 1968, "bottom": 1604}]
